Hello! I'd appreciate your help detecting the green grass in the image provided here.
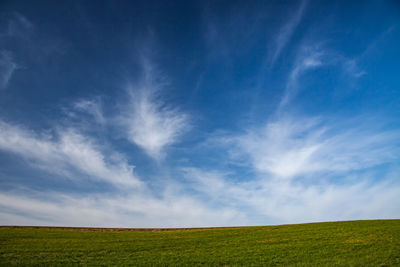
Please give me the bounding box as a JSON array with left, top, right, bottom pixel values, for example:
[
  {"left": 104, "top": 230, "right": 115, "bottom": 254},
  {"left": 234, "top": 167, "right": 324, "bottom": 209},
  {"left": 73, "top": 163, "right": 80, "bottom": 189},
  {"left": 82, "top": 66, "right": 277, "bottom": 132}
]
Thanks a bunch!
[{"left": 0, "top": 220, "right": 399, "bottom": 266}]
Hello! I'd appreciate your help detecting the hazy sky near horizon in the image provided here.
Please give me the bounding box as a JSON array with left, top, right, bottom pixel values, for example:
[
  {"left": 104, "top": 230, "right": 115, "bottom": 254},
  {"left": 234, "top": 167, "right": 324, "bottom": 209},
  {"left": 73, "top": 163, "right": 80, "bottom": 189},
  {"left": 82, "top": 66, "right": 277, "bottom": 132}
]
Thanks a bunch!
[{"left": 0, "top": 0, "right": 399, "bottom": 227}]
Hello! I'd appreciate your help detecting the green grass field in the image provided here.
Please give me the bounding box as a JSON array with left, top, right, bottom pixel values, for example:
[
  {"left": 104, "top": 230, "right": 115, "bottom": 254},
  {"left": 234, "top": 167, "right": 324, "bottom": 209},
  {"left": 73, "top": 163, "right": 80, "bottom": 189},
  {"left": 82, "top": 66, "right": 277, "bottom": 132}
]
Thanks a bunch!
[{"left": 1, "top": 220, "right": 399, "bottom": 266}]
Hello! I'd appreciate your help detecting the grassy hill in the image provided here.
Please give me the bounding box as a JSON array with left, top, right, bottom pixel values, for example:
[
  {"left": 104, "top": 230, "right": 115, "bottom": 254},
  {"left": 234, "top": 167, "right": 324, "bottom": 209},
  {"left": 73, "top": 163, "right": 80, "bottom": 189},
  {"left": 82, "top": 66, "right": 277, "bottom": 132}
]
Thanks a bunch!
[{"left": 1, "top": 220, "right": 399, "bottom": 266}]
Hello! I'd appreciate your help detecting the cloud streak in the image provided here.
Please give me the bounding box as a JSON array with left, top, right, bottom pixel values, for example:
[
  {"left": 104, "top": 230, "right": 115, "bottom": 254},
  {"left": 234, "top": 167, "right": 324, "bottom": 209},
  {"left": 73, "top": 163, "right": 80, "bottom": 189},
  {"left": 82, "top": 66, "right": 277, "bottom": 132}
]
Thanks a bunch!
[
  {"left": 270, "top": 0, "right": 308, "bottom": 67},
  {"left": 6, "top": 12, "right": 34, "bottom": 38},
  {"left": 179, "top": 111, "right": 400, "bottom": 224},
  {"left": 280, "top": 44, "right": 324, "bottom": 108},
  {"left": 182, "top": 165, "right": 400, "bottom": 225},
  {"left": 120, "top": 62, "right": 189, "bottom": 160},
  {"left": 231, "top": 115, "right": 399, "bottom": 179},
  {"left": 0, "top": 51, "right": 18, "bottom": 90},
  {"left": 72, "top": 98, "right": 106, "bottom": 125},
  {"left": 0, "top": 121, "right": 141, "bottom": 188},
  {"left": 0, "top": 188, "right": 244, "bottom": 228}
]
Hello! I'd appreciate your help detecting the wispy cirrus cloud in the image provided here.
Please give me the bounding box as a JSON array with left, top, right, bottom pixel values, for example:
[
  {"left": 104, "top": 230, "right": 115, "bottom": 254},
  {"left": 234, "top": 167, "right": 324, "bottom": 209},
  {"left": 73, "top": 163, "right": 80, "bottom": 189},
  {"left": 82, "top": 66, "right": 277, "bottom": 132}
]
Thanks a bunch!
[
  {"left": 182, "top": 167, "right": 400, "bottom": 225},
  {"left": 6, "top": 12, "right": 34, "bottom": 38},
  {"left": 119, "top": 61, "right": 189, "bottom": 160},
  {"left": 3, "top": 164, "right": 399, "bottom": 227},
  {"left": 122, "top": 89, "right": 189, "bottom": 160},
  {"left": 269, "top": 0, "right": 308, "bottom": 67},
  {"left": 0, "top": 13, "right": 34, "bottom": 88},
  {"left": 279, "top": 38, "right": 371, "bottom": 108},
  {"left": 71, "top": 98, "right": 105, "bottom": 125},
  {"left": 231, "top": 115, "right": 399, "bottom": 179},
  {"left": 0, "top": 51, "right": 18, "bottom": 90},
  {"left": 0, "top": 187, "right": 245, "bottom": 228},
  {"left": 280, "top": 44, "right": 324, "bottom": 108},
  {"left": 342, "top": 59, "right": 366, "bottom": 78},
  {"left": 0, "top": 121, "right": 141, "bottom": 188},
  {"left": 0, "top": 13, "right": 38, "bottom": 91}
]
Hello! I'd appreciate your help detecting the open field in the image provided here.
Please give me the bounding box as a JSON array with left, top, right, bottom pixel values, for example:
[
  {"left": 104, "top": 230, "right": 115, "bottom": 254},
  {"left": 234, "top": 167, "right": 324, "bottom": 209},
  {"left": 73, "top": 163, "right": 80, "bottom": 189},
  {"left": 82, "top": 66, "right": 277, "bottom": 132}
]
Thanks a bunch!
[{"left": 1, "top": 220, "right": 399, "bottom": 266}]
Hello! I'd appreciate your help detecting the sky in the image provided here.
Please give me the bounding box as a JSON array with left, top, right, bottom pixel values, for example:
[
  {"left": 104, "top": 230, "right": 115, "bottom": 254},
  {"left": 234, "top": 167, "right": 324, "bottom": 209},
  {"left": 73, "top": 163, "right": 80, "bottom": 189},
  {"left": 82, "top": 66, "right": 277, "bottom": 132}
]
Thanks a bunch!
[{"left": 0, "top": 0, "right": 399, "bottom": 227}]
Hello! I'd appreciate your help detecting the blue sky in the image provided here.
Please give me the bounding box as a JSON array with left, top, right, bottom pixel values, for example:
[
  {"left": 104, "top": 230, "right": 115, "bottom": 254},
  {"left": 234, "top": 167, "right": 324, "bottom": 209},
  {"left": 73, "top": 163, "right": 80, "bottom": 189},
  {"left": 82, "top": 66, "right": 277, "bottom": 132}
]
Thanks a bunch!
[{"left": 0, "top": 0, "right": 399, "bottom": 227}]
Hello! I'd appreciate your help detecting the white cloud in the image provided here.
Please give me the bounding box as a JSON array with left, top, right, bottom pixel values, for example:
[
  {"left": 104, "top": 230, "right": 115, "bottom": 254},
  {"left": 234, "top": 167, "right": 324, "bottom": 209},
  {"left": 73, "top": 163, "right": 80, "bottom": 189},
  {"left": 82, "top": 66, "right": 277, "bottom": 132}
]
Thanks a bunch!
[
  {"left": 0, "top": 51, "right": 18, "bottom": 90},
  {"left": 0, "top": 121, "right": 141, "bottom": 188},
  {"left": 0, "top": 189, "right": 245, "bottom": 228},
  {"left": 72, "top": 98, "right": 105, "bottom": 125},
  {"left": 7, "top": 13, "right": 34, "bottom": 38},
  {"left": 280, "top": 45, "right": 324, "bottom": 107},
  {"left": 342, "top": 58, "right": 366, "bottom": 78},
  {"left": 232, "top": 116, "right": 399, "bottom": 179},
  {"left": 0, "top": 114, "right": 398, "bottom": 227},
  {"left": 270, "top": 0, "right": 308, "bottom": 66},
  {"left": 278, "top": 43, "right": 371, "bottom": 108},
  {"left": 120, "top": 63, "right": 189, "bottom": 160},
  {"left": 0, "top": 13, "right": 34, "bottom": 90},
  {"left": 182, "top": 167, "right": 400, "bottom": 225},
  {"left": 2, "top": 171, "right": 398, "bottom": 227}
]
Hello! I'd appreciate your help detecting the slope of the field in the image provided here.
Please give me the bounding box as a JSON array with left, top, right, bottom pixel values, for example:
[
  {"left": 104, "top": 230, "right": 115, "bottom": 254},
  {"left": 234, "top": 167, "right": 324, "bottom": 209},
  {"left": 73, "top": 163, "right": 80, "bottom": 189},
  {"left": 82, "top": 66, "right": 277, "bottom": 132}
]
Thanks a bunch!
[{"left": 0, "top": 220, "right": 399, "bottom": 266}]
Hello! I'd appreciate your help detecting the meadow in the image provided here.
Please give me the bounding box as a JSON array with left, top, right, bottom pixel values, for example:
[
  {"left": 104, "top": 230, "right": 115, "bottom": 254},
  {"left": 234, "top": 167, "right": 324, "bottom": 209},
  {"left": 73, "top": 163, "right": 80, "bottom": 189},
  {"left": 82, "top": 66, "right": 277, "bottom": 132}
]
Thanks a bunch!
[{"left": 0, "top": 220, "right": 399, "bottom": 266}]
